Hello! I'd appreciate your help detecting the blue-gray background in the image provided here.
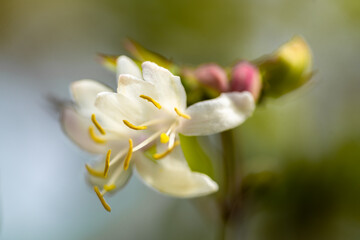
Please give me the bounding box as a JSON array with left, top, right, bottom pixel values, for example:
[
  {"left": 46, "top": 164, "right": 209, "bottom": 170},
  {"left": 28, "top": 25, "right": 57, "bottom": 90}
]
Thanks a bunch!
[{"left": 0, "top": 0, "right": 359, "bottom": 239}]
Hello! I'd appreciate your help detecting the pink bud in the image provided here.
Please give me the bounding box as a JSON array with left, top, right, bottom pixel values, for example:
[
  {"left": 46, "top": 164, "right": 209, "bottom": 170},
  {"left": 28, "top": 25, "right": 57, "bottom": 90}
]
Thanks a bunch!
[
  {"left": 194, "top": 64, "right": 229, "bottom": 92},
  {"left": 230, "top": 62, "right": 262, "bottom": 100}
]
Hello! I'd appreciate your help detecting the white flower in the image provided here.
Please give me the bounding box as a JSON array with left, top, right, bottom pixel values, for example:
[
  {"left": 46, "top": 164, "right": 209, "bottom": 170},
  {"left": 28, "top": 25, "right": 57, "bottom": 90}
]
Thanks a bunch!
[{"left": 62, "top": 56, "right": 255, "bottom": 211}]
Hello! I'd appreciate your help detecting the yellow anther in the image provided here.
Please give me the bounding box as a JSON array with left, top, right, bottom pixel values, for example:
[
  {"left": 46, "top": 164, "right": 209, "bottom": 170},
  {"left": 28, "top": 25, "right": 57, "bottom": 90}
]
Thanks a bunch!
[
  {"left": 85, "top": 164, "right": 106, "bottom": 178},
  {"left": 85, "top": 149, "right": 111, "bottom": 178},
  {"left": 89, "top": 126, "right": 107, "bottom": 144},
  {"left": 104, "top": 184, "right": 116, "bottom": 191},
  {"left": 140, "top": 95, "right": 162, "bottom": 109},
  {"left": 94, "top": 186, "right": 111, "bottom": 212},
  {"left": 103, "top": 149, "right": 111, "bottom": 177},
  {"left": 153, "top": 141, "right": 180, "bottom": 160},
  {"left": 91, "top": 114, "right": 106, "bottom": 135},
  {"left": 174, "top": 107, "right": 191, "bottom": 119},
  {"left": 160, "top": 133, "right": 169, "bottom": 144},
  {"left": 123, "top": 120, "right": 147, "bottom": 130},
  {"left": 123, "top": 139, "right": 133, "bottom": 170}
]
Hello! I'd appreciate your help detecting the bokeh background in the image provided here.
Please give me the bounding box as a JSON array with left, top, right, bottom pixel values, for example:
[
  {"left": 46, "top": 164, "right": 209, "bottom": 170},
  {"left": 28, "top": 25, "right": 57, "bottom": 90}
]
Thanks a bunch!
[{"left": 0, "top": 0, "right": 359, "bottom": 239}]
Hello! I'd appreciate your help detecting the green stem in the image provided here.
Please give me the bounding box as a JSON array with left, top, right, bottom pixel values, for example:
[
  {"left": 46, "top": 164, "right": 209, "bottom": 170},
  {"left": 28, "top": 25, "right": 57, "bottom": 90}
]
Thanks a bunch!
[
  {"left": 217, "top": 218, "right": 228, "bottom": 240},
  {"left": 218, "top": 130, "right": 237, "bottom": 240},
  {"left": 221, "top": 130, "right": 236, "bottom": 199}
]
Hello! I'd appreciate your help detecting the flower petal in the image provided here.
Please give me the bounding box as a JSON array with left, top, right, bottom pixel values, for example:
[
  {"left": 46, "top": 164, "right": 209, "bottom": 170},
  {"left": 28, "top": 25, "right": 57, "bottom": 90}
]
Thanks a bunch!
[
  {"left": 135, "top": 148, "right": 218, "bottom": 198},
  {"left": 116, "top": 55, "right": 142, "bottom": 80},
  {"left": 142, "top": 61, "right": 187, "bottom": 110},
  {"left": 95, "top": 92, "right": 151, "bottom": 125},
  {"left": 179, "top": 92, "right": 255, "bottom": 136},
  {"left": 71, "top": 79, "right": 112, "bottom": 113},
  {"left": 117, "top": 74, "right": 156, "bottom": 99},
  {"left": 61, "top": 106, "right": 107, "bottom": 154}
]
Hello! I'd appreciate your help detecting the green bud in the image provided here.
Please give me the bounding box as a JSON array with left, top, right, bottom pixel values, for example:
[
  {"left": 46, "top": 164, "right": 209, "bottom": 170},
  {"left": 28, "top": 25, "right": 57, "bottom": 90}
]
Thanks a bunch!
[{"left": 257, "top": 36, "right": 312, "bottom": 99}]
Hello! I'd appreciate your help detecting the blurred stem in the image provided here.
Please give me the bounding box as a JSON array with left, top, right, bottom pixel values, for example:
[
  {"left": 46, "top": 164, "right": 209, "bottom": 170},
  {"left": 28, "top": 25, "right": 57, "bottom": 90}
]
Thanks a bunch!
[
  {"left": 221, "top": 129, "right": 236, "bottom": 201},
  {"left": 219, "top": 129, "right": 237, "bottom": 240},
  {"left": 217, "top": 218, "right": 228, "bottom": 240}
]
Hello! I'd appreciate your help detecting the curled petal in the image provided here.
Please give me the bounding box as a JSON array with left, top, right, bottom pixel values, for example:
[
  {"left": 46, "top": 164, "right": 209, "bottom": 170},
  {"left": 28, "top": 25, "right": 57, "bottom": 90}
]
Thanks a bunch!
[
  {"left": 116, "top": 55, "right": 142, "bottom": 80},
  {"left": 95, "top": 92, "right": 148, "bottom": 125},
  {"left": 135, "top": 148, "right": 218, "bottom": 198},
  {"left": 61, "top": 106, "right": 107, "bottom": 154},
  {"left": 142, "top": 61, "right": 187, "bottom": 110},
  {"left": 117, "top": 74, "right": 156, "bottom": 100},
  {"left": 179, "top": 92, "right": 255, "bottom": 136},
  {"left": 70, "top": 79, "right": 112, "bottom": 113}
]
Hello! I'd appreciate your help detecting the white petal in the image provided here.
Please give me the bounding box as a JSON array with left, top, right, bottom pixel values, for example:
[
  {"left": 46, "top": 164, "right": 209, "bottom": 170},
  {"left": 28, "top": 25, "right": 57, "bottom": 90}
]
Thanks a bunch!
[
  {"left": 95, "top": 92, "right": 150, "bottom": 125},
  {"left": 142, "top": 62, "right": 187, "bottom": 110},
  {"left": 135, "top": 148, "right": 218, "bottom": 198},
  {"left": 116, "top": 55, "right": 142, "bottom": 80},
  {"left": 87, "top": 155, "right": 133, "bottom": 191},
  {"left": 117, "top": 74, "right": 156, "bottom": 99},
  {"left": 61, "top": 106, "right": 107, "bottom": 154},
  {"left": 179, "top": 92, "right": 255, "bottom": 136},
  {"left": 70, "top": 79, "right": 112, "bottom": 113}
]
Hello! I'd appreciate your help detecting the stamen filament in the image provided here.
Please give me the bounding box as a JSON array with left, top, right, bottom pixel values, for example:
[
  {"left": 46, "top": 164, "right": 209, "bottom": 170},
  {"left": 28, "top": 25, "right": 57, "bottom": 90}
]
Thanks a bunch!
[
  {"left": 89, "top": 126, "right": 107, "bottom": 144},
  {"left": 168, "top": 132, "right": 176, "bottom": 148},
  {"left": 133, "top": 130, "right": 163, "bottom": 152},
  {"left": 108, "top": 130, "right": 163, "bottom": 185},
  {"left": 140, "top": 95, "right": 162, "bottom": 109},
  {"left": 91, "top": 114, "right": 106, "bottom": 135},
  {"left": 109, "top": 150, "right": 127, "bottom": 167},
  {"left": 153, "top": 141, "right": 180, "bottom": 160},
  {"left": 123, "top": 139, "right": 133, "bottom": 170},
  {"left": 174, "top": 107, "right": 191, "bottom": 119},
  {"left": 94, "top": 186, "right": 111, "bottom": 212},
  {"left": 104, "top": 184, "right": 116, "bottom": 191},
  {"left": 123, "top": 120, "right": 147, "bottom": 130}
]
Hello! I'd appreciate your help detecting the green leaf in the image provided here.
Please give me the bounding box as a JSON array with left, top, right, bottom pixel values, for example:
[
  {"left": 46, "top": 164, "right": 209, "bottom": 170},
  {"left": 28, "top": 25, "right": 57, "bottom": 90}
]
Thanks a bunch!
[
  {"left": 179, "top": 134, "right": 215, "bottom": 179},
  {"left": 143, "top": 144, "right": 158, "bottom": 163},
  {"left": 97, "top": 53, "right": 117, "bottom": 72},
  {"left": 124, "top": 38, "right": 173, "bottom": 70}
]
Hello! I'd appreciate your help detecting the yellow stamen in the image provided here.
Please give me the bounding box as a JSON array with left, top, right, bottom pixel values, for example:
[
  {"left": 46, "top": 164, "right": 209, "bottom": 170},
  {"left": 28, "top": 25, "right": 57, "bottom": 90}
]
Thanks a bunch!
[
  {"left": 85, "top": 164, "right": 106, "bottom": 178},
  {"left": 123, "top": 139, "right": 133, "bottom": 170},
  {"left": 103, "top": 149, "right": 111, "bottom": 177},
  {"left": 89, "top": 126, "right": 107, "bottom": 144},
  {"left": 104, "top": 184, "right": 116, "bottom": 191},
  {"left": 153, "top": 141, "right": 180, "bottom": 160},
  {"left": 123, "top": 120, "right": 147, "bottom": 130},
  {"left": 160, "top": 133, "right": 169, "bottom": 144},
  {"left": 85, "top": 149, "right": 111, "bottom": 178},
  {"left": 174, "top": 107, "right": 191, "bottom": 119},
  {"left": 140, "top": 95, "right": 162, "bottom": 109},
  {"left": 91, "top": 114, "right": 106, "bottom": 135},
  {"left": 94, "top": 186, "right": 111, "bottom": 212}
]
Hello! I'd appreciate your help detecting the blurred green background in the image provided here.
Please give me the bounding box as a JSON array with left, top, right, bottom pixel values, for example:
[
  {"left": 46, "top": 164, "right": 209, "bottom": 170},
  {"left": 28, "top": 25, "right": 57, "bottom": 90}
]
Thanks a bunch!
[{"left": 0, "top": 0, "right": 359, "bottom": 239}]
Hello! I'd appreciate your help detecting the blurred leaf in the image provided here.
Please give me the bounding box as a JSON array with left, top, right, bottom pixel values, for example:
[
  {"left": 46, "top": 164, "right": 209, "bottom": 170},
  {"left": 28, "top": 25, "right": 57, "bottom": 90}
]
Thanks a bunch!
[
  {"left": 144, "top": 144, "right": 158, "bottom": 163},
  {"left": 97, "top": 53, "right": 117, "bottom": 72},
  {"left": 179, "top": 134, "right": 214, "bottom": 179},
  {"left": 124, "top": 38, "right": 174, "bottom": 70}
]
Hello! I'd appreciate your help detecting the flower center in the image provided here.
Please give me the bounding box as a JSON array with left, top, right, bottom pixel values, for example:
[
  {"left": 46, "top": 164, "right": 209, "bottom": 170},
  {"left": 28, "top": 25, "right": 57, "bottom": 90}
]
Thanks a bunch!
[{"left": 87, "top": 94, "right": 191, "bottom": 211}]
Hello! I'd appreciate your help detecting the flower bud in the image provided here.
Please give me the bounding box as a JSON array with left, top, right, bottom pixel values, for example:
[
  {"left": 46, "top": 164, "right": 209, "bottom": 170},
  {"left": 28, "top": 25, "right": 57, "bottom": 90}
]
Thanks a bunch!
[
  {"left": 258, "top": 36, "right": 312, "bottom": 98},
  {"left": 230, "top": 61, "right": 262, "bottom": 101},
  {"left": 194, "top": 64, "right": 229, "bottom": 92}
]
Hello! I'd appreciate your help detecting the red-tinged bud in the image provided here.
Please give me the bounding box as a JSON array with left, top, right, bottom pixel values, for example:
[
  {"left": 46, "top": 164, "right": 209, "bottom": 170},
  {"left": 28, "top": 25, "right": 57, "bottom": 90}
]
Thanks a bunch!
[
  {"left": 194, "top": 64, "right": 229, "bottom": 92},
  {"left": 230, "top": 62, "right": 262, "bottom": 101}
]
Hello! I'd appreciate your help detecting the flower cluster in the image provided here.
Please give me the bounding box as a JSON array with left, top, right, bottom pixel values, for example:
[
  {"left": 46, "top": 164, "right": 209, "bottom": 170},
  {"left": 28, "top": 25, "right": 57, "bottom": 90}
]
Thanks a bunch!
[{"left": 62, "top": 56, "right": 255, "bottom": 211}]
